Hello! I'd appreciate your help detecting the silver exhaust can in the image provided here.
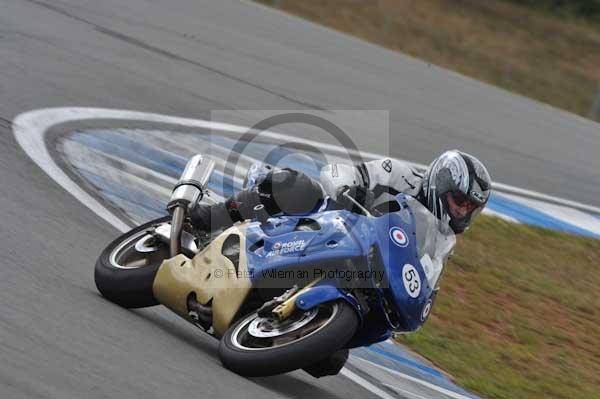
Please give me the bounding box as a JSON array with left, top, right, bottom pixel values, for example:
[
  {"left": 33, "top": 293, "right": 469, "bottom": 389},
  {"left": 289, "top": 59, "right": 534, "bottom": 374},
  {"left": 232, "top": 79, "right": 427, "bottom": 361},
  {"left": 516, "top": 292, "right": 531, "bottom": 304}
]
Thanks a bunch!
[{"left": 168, "top": 155, "right": 215, "bottom": 210}]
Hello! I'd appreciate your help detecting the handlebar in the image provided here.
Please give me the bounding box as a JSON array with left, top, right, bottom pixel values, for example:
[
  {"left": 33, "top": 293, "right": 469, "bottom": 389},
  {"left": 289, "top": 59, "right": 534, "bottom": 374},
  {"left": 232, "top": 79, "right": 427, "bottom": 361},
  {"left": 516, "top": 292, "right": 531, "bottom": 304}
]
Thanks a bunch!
[{"left": 341, "top": 191, "right": 373, "bottom": 218}]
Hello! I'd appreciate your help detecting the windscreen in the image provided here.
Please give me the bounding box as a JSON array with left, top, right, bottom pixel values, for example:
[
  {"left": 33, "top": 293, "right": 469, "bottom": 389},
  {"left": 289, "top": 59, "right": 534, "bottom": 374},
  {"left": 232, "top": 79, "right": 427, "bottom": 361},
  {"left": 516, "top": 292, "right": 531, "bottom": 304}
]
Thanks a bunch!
[{"left": 404, "top": 197, "right": 456, "bottom": 288}]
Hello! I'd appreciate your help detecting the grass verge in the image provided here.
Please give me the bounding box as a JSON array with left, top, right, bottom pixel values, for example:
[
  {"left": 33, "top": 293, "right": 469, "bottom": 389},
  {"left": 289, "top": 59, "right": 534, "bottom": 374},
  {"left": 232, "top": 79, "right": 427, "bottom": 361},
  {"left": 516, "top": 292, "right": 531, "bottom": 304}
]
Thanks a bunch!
[
  {"left": 257, "top": 0, "right": 600, "bottom": 121},
  {"left": 397, "top": 215, "right": 600, "bottom": 399}
]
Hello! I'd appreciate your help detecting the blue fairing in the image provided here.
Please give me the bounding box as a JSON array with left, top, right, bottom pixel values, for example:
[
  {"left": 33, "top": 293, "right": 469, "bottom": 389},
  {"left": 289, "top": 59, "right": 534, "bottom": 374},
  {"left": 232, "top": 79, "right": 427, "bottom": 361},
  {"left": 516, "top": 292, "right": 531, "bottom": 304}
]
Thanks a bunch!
[
  {"left": 295, "top": 285, "right": 361, "bottom": 314},
  {"left": 243, "top": 194, "right": 442, "bottom": 347},
  {"left": 371, "top": 202, "right": 436, "bottom": 331},
  {"left": 244, "top": 209, "right": 373, "bottom": 280}
]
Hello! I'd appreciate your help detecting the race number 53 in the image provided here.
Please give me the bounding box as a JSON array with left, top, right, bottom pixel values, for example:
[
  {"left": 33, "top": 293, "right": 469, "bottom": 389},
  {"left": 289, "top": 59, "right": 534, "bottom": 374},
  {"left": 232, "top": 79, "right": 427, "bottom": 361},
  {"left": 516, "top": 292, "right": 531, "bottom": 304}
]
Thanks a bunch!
[{"left": 402, "top": 264, "right": 421, "bottom": 298}]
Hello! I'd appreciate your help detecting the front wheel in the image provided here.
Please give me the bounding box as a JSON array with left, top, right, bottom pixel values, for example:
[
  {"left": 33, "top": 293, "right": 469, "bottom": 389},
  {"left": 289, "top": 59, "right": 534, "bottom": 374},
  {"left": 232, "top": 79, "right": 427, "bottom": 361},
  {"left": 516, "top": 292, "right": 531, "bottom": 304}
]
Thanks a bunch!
[
  {"left": 94, "top": 216, "right": 171, "bottom": 309},
  {"left": 218, "top": 300, "right": 359, "bottom": 377}
]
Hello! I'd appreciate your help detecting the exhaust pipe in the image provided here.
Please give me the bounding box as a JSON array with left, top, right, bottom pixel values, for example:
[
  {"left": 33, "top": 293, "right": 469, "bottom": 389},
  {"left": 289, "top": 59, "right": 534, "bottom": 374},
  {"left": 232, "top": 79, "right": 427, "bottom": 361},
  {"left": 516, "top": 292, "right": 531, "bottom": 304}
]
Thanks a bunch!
[
  {"left": 167, "top": 155, "right": 215, "bottom": 257},
  {"left": 169, "top": 206, "right": 186, "bottom": 258}
]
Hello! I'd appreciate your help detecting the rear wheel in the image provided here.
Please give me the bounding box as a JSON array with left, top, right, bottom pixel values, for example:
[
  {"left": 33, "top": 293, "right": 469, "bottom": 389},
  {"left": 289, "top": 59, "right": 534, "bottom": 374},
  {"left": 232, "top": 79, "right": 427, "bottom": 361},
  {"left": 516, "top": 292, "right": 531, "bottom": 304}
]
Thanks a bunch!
[
  {"left": 218, "top": 300, "right": 358, "bottom": 377},
  {"left": 94, "top": 216, "right": 171, "bottom": 308}
]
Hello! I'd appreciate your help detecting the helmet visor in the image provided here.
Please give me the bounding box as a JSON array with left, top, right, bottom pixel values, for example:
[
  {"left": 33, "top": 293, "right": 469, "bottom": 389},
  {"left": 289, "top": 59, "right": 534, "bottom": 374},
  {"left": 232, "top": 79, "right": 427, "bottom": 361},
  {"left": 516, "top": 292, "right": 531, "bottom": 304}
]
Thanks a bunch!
[{"left": 446, "top": 191, "right": 482, "bottom": 219}]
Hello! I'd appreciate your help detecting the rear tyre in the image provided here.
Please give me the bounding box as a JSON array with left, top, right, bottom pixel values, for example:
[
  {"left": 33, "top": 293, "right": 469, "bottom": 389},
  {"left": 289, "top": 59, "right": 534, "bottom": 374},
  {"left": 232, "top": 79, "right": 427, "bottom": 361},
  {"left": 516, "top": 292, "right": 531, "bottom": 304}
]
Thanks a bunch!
[
  {"left": 94, "top": 216, "right": 170, "bottom": 308},
  {"left": 218, "top": 300, "right": 358, "bottom": 377}
]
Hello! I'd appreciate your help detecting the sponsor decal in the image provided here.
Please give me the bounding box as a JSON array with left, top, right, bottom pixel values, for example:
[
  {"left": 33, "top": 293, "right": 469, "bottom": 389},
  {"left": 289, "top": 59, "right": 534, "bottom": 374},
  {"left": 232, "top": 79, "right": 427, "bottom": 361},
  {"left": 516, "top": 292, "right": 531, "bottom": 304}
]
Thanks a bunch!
[
  {"left": 381, "top": 159, "right": 392, "bottom": 173},
  {"left": 389, "top": 227, "right": 409, "bottom": 248},
  {"left": 266, "top": 239, "right": 306, "bottom": 257},
  {"left": 471, "top": 190, "right": 485, "bottom": 203},
  {"left": 421, "top": 299, "right": 432, "bottom": 321},
  {"left": 402, "top": 264, "right": 421, "bottom": 298}
]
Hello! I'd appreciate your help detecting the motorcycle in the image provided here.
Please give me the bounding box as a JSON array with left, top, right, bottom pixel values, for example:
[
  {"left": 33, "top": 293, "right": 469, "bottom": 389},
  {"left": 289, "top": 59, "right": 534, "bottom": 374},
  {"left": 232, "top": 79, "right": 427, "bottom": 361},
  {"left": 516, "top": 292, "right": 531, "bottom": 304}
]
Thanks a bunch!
[{"left": 95, "top": 155, "right": 455, "bottom": 377}]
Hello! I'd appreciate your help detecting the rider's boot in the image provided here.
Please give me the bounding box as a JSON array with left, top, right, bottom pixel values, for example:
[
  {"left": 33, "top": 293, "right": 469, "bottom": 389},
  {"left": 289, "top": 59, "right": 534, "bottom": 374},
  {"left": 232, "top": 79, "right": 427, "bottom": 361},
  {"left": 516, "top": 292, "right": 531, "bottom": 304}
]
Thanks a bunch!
[
  {"left": 190, "top": 168, "right": 323, "bottom": 232},
  {"left": 189, "top": 202, "right": 232, "bottom": 232},
  {"left": 189, "top": 188, "right": 262, "bottom": 232}
]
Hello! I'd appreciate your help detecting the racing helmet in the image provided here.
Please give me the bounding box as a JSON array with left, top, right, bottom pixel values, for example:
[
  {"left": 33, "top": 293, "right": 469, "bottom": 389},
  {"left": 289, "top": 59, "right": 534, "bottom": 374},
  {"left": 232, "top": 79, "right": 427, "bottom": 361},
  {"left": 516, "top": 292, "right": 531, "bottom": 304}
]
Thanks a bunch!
[{"left": 422, "top": 150, "right": 492, "bottom": 233}]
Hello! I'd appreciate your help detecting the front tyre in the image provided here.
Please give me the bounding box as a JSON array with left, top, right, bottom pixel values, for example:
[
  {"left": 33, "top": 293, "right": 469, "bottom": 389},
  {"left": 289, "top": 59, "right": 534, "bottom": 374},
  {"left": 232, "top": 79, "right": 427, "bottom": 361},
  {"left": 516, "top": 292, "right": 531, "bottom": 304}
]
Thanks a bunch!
[
  {"left": 94, "top": 216, "right": 171, "bottom": 309},
  {"left": 218, "top": 300, "right": 358, "bottom": 377}
]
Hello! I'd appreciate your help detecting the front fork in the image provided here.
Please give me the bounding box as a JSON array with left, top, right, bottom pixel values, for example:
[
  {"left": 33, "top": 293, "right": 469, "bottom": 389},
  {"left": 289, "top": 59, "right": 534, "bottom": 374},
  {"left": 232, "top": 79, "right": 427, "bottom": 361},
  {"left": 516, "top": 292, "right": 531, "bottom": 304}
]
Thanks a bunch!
[
  {"left": 261, "top": 279, "right": 364, "bottom": 325},
  {"left": 256, "top": 279, "right": 322, "bottom": 321}
]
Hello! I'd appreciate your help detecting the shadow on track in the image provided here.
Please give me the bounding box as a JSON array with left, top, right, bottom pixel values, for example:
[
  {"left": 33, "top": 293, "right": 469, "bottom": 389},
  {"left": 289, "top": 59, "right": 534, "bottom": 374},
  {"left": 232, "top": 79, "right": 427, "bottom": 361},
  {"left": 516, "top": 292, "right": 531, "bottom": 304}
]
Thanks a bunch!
[{"left": 251, "top": 373, "right": 348, "bottom": 399}]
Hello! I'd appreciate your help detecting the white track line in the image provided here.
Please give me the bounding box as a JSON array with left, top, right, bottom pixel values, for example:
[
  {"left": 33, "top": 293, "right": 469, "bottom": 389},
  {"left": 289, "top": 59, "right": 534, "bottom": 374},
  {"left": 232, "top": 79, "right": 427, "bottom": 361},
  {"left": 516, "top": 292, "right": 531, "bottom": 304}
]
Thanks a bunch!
[
  {"left": 340, "top": 369, "right": 397, "bottom": 399},
  {"left": 381, "top": 383, "right": 432, "bottom": 399},
  {"left": 352, "top": 356, "right": 475, "bottom": 399},
  {"left": 13, "top": 109, "right": 131, "bottom": 232}
]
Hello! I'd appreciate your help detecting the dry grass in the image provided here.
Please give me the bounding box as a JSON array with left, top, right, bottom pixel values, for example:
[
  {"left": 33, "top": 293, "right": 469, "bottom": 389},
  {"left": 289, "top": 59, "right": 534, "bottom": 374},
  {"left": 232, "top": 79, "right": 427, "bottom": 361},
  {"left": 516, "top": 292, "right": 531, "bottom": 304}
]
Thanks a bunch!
[
  {"left": 398, "top": 216, "right": 600, "bottom": 399},
  {"left": 258, "top": 0, "right": 600, "bottom": 120}
]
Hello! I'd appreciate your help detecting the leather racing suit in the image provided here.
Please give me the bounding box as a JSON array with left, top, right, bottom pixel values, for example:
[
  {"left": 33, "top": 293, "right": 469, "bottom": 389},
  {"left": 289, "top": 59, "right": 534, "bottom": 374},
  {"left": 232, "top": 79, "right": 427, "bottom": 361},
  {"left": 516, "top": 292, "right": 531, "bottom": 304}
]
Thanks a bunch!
[{"left": 190, "top": 158, "right": 424, "bottom": 231}]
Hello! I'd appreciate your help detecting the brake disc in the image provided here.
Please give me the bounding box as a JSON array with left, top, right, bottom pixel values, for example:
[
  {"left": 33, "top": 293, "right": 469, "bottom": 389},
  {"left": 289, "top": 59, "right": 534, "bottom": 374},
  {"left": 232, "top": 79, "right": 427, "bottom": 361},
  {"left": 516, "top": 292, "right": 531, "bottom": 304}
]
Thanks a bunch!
[{"left": 247, "top": 308, "right": 318, "bottom": 338}]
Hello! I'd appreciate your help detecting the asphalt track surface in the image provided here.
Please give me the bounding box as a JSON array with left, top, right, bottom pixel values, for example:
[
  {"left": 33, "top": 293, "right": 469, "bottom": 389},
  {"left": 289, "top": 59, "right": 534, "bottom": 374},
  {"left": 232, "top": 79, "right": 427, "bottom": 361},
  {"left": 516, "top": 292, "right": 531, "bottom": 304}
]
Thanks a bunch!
[{"left": 1, "top": 0, "right": 599, "bottom": 398}]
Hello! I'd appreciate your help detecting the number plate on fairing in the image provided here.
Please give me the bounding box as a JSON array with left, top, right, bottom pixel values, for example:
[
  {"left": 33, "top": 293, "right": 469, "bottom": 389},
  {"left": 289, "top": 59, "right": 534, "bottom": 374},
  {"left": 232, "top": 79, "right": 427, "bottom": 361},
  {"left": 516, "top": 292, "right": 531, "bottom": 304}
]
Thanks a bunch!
[{"left": 401, "top": 264, "right": 421, "bottom": 298}]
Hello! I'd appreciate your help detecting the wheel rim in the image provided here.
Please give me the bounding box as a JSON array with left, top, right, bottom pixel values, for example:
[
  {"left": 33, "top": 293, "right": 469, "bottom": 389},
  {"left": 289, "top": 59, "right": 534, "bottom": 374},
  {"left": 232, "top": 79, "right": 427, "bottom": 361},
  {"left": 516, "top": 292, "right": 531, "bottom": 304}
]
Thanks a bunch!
[
  {"left": 247, "top": 308, "right": 319, "bottom": 338},
  {"left": 230, "top": 303, "right": 339, "bottom": 351},
  {"left": 109, "top": 227, "right": 169, "bottom": 269}
]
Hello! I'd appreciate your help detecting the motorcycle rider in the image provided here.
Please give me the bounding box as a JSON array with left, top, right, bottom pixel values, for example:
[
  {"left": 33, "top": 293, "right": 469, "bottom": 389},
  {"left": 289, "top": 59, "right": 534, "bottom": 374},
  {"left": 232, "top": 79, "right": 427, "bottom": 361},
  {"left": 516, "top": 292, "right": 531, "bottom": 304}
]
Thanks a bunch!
[
  {"left": 190, "top": 149, "right": 492, "bottom": 236},
  {"left": 188, "top": 149, "right": 491, "bottom": 377}
]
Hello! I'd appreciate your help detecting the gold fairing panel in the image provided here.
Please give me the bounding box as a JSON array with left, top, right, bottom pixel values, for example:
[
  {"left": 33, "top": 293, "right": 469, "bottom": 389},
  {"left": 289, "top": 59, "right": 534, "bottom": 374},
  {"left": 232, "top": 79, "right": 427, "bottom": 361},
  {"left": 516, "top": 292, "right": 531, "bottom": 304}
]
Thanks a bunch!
[{"left": 152, "top": 223, "right": 252, "bottom": 337}]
